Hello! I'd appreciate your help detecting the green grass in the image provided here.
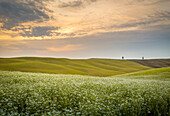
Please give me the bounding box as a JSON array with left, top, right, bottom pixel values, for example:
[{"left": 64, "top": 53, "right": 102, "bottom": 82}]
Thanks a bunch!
[
  {"left": 0, "top": 70, "right": 169, "bottom": 115},
  {"left": 118, "top": 67, "right": 170, "bottom": 80},
  {"left": 0, "top": 57, "right": 151, "bottom": 76}
]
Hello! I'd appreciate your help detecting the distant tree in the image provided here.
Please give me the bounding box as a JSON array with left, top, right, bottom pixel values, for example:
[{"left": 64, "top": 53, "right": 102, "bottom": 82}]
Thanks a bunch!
[
  {"left": 122, "top": 56, "right": 124, "bottom": 59},
  {"left": 142, "top": 57, "right": 144, "bottom": 60}
]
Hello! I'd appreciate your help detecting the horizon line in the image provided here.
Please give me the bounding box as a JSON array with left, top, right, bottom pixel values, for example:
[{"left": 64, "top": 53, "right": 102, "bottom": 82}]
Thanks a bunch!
[{"left": 0, "top": 56, "right": 170, "bottom": 60}]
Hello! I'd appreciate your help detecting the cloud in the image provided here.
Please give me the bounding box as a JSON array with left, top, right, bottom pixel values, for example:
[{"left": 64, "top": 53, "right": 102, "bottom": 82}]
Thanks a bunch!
[
  {"left": 58, "top": 0, "right": 98, "bottom": 8},
  {"left": 19, "top": 26, "right": 60, "bottom": 37},
  {"left": 59, "top": 1, "right": 83, "bottom": 8},
  {"left": 0, "top": 0, "right": 170, "bottom": 40},
  {"left": 107, "top": 11, "right": 170, "bottom": 30},
  {"left": 127, "top": 0, "right": 170, "bottom": 5},
  {"left": 47, "top": 44, "right": 83, "bottom": 52},
  {"left": 0, "top": 0, "right": 49, "bottom": 29}
]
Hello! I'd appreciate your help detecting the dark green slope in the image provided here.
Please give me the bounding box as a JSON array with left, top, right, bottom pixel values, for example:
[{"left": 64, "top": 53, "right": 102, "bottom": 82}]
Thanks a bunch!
[{"left": 130, "top": 59, "right": 170, "bottom": 68}]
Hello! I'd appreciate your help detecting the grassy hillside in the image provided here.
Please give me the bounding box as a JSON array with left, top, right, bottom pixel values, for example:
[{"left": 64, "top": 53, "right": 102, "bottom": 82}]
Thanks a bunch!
[
  {"left": 0, "top": 71, "right": 169, "bottom": 115},
  {"left": 0, "top": 57, "right": 151, "bottom": 76},
  {"left": 118, "top": 67, "right": 170, "bottom": 80},
  {"left": 130, "top": 59, "right": 170, "bottom": 68}
]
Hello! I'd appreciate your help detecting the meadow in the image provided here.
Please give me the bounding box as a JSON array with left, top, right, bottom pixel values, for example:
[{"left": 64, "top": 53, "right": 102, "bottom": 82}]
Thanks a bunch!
[{"left": 0, "top": 67, "right": 169, "bottom": 115}]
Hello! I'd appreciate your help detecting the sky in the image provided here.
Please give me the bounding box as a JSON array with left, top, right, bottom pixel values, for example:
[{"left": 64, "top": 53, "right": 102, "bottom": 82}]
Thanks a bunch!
[{"left": 0, "top": 0, "right": 170, "bottom": 59}]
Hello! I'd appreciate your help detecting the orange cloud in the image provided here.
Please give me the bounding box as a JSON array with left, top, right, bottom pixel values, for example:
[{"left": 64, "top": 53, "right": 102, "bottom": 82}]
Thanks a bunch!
[
  {"left": 0, "top": 0, "right": 170, "bottom": 40},
  {"left": 47, "top": 44, "right": 83, "bottom": 52}
]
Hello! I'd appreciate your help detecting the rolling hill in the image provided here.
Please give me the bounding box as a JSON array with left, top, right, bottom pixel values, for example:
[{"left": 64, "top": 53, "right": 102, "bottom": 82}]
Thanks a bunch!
[{"left": 0, "top": 57, "right": 152, "bottom": 76}]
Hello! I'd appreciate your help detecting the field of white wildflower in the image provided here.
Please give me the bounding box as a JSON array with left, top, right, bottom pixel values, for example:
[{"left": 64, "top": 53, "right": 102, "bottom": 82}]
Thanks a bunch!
[{"left": 0, "top": 71, "right": 169, "bottom": 115}]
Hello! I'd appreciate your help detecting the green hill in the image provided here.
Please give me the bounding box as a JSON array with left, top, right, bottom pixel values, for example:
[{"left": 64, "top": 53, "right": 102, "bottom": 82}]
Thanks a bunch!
[
  {"left": 119, "top": 67, "right": 170, "bottom": 80},
  {"left": 0, "top": 57, "right": 151, "bottom": 76}
]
